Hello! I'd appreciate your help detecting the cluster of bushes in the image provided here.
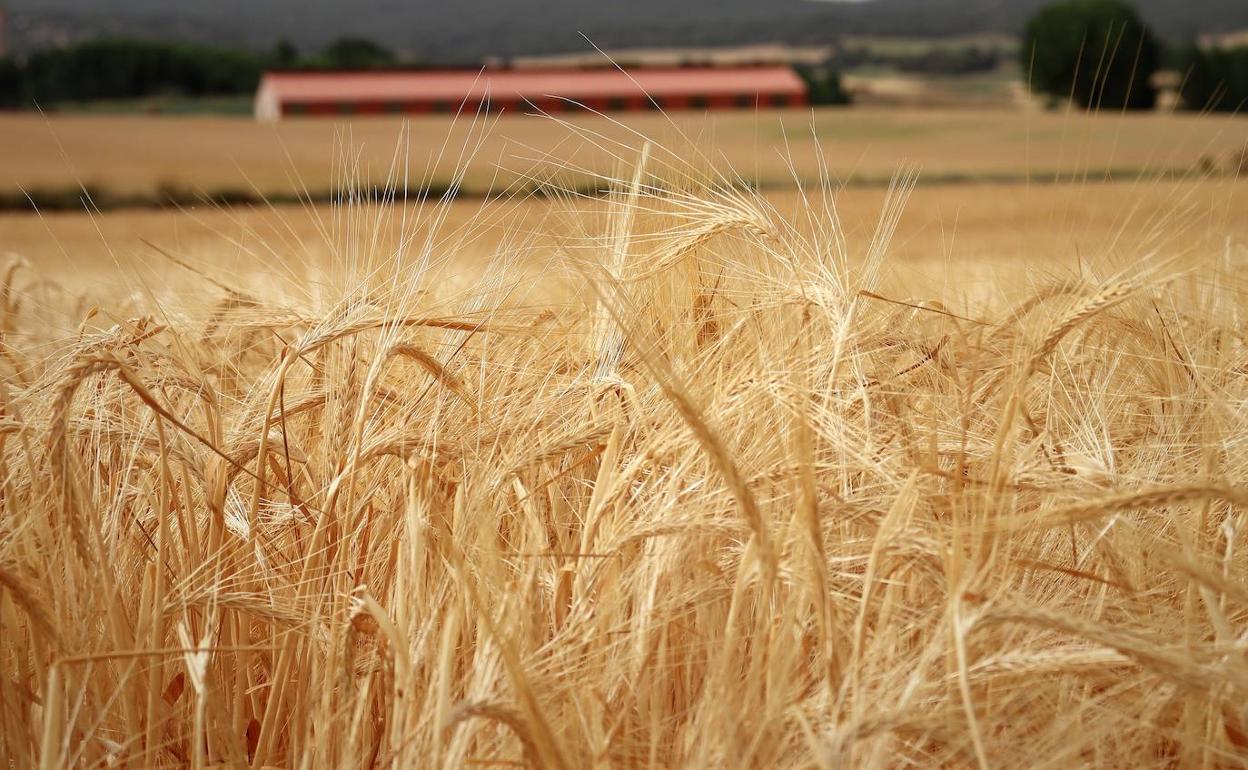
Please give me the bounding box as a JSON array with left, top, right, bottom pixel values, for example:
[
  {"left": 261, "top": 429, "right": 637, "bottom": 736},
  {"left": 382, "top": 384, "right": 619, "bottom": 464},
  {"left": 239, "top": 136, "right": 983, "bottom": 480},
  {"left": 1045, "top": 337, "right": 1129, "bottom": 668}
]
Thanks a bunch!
[
  {"left": 0, "top": 58, "right": 20, "bottom": 108},
  {"left": 794, "top": 66, "right": 851, "bottom": 106},
  {"left": 893, "top": 46, "right": 1003, "bottom": 75},
  {"left": 10, "top": 39, "right": 264, "bottom": 107},
  {"left": 831, "top": 45, "right": 1005, "bottom": 76},
  {"left": 1178, "top": 45, "right": 1248, "bottom": 112},
  {"left": 0, "top": 37, "right": 401, "bottom": 109}
]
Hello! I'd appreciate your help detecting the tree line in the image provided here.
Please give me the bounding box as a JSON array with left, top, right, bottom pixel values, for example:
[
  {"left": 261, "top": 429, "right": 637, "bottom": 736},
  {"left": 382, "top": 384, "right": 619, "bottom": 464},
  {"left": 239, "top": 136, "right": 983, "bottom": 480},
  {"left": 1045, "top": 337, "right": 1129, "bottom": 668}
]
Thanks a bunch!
[{"left": 0, "top": 37, "right": 400, "bottom": 109}]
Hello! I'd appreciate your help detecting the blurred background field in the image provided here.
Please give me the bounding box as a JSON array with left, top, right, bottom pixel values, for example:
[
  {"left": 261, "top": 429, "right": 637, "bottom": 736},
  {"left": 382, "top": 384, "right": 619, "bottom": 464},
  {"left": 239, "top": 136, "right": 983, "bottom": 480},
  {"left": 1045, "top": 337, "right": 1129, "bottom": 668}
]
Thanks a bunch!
[
  {"left": 3, "top": 108, "right": 1244, "bottom": 201},
  {"left": 3, "top": 0, "right": 1245, "bottom": 298},
  {"left": 10, "top": 172, "right": 1245, "bottom": 313},
  {"left": 5, "top": 105, "right": 1246, "bottom": 304}
]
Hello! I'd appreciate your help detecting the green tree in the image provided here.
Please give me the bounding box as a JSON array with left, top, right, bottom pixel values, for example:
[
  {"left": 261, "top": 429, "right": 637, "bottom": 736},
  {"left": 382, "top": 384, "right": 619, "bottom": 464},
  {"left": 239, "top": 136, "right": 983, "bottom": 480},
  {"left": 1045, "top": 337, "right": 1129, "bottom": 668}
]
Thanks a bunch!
[
  {"left": 1179, "top": 45, "right": 1248, "bottom": 112},
  {"left": 318, "top": 38, "right": 396, "bottom": 70},
  {"left": 0, "top": 58, "right": 20, "bottom": 108},
  {"left": 272, "top": 39, "right": 300, "bottom": 69},
  {"left": 794, "top": 65, "right": 851, "bottom": 106},
  {"left": 20, "top": 39, "right": 262, "bottom": 105},
  {"left": 1022, "top": 0, "right": 1160, "bottom": 110}
]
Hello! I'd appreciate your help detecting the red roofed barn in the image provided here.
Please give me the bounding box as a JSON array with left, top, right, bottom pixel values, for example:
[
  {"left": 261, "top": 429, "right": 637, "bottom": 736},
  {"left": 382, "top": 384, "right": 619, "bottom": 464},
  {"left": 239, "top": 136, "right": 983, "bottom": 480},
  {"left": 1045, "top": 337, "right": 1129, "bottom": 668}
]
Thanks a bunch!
[{"left": 254, "top": 66, "right": 807, "bottom": 121}]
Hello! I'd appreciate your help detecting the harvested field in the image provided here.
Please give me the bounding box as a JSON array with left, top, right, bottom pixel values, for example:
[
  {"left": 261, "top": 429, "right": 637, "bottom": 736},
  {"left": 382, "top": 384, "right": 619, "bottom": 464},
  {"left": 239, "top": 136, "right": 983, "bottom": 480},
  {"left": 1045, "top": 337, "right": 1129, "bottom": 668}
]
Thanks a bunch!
[{"left": 2, "top": 108, "right": 1245, "bottom": 206}]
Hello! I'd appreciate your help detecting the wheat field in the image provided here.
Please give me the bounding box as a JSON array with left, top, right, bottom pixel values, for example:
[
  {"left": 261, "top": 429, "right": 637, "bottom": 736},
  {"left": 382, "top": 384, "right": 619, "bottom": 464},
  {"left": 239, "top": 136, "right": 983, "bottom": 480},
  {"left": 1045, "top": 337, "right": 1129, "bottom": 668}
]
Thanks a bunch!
[
  {"left": 2, "top": 114, "right": 1248, "bottom": 769},
  {"left": 4, "top": 108, "right": 1245, "bottom": 200}
]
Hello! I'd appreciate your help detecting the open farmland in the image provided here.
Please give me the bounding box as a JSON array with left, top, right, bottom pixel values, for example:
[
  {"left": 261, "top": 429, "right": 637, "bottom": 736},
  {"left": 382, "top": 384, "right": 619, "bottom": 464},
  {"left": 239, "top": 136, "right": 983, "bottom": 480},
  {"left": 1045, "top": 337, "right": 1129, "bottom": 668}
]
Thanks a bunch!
[
  {"left": 2, "top": 108, "right": 1245, "bottom": 206},
  {"left": 6, "top": 178, "right": 1246, "bottom": 304},
  {"left": 3, "top": 106, "right": 1248, "bottom": 768}
]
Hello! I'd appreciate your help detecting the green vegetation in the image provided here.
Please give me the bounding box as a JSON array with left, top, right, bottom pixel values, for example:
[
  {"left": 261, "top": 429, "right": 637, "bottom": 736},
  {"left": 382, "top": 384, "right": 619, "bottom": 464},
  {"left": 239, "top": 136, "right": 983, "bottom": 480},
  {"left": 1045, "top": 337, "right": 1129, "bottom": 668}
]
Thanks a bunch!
[
  {"left": 272, "top": 39, "right": 301, "bottom": 69},
  {"left": 15, "top": 39, "right": 264, "bottom": 106},
  {"left": 0, "top": 39, "right": 263, "bottom": 109},
  {"left": 892, "top": 46, "right": 1003, "bottom": 75},
  {"left": 1022, "top": 0, "right": 1160, "bottom": 110},
  {"left": 833, "top": 36, "right": 1014, "bottom": 76},
  {"left": 1179, "top": 45, "right": 1248, "bottom": 112},
  {"left": 0, "top": 36, "right": 403, "bottom": 111},
  {"left": 316, "top": 38, "right": 399, "bottom": 70},
  {"left": 794, "top": 66, "right": 851, "bottom": 107},
  {"left": 51, "top": 95, "right": 255, "bottom": 116},
  {"left": 0, "top": 58, "right": 20, "bottom": 109}
]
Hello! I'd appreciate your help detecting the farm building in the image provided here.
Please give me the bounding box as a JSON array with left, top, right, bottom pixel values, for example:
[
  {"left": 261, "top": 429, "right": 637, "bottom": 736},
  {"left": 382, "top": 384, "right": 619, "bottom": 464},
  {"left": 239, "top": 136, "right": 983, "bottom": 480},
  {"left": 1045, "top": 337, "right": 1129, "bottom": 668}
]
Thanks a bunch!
[{"left": 253, "top": 66, "right": 807, "bottom": 121}]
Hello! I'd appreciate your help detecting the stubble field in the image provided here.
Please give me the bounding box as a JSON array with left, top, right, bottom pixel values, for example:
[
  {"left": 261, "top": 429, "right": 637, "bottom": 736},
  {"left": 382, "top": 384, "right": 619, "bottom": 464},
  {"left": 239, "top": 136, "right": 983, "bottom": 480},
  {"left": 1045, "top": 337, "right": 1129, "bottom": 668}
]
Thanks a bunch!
[{"left": 2, "top": 107, "right": 1244, "bottom": 197}]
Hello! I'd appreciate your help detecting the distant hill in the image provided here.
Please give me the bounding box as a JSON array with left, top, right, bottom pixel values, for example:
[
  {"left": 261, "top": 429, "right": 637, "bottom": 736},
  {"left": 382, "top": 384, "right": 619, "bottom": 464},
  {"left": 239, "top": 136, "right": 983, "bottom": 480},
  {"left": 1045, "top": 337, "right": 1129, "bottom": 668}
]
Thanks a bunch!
[{"left": 9, "top": 0, "right": 1248, "bottom": 61}]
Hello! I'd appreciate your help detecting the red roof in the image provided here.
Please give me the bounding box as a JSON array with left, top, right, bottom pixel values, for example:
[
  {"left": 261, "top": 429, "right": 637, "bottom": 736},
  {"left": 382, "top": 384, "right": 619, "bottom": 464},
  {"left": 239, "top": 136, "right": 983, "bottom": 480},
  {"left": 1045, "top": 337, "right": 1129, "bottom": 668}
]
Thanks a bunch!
[{"left": 258, "top": 66, "right": 807, "bottom": 105}]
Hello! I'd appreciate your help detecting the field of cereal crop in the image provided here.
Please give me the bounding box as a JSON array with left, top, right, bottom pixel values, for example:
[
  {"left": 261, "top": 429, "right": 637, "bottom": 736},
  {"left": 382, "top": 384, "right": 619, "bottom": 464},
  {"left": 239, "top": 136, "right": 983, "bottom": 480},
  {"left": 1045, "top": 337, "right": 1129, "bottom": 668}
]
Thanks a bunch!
[{"left": 4, "top": 104, "right": 1248, "bottom": 768}]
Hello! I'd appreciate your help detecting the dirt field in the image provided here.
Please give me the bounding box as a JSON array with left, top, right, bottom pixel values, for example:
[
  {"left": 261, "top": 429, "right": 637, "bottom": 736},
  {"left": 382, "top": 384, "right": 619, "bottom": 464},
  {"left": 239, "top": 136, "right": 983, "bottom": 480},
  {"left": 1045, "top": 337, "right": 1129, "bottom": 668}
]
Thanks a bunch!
[{"left": 2, "top": 107, "right": 1244, "bottom": 202}]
